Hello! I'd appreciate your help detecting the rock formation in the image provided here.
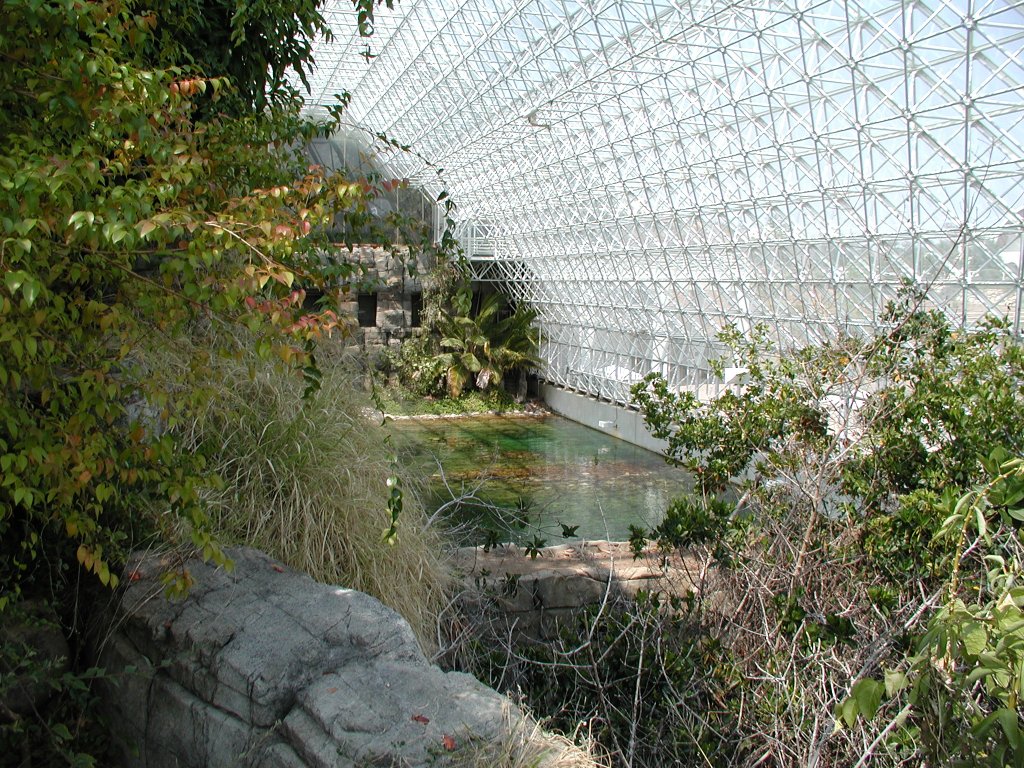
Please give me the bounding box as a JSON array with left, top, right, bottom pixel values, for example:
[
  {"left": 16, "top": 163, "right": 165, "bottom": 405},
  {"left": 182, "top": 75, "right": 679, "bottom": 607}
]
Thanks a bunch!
[
  {"left": 96, "top": 547, "right": 563, "bottom": 767},
  {"left": 453, "top": 540, "right": 700, "bottom": 640}
]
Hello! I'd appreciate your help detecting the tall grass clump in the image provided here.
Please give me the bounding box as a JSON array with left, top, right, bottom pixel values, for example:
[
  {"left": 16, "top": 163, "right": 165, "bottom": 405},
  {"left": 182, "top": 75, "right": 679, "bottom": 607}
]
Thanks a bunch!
[{"left": 169, "top": 336, "right": 450, "bottom": 649}]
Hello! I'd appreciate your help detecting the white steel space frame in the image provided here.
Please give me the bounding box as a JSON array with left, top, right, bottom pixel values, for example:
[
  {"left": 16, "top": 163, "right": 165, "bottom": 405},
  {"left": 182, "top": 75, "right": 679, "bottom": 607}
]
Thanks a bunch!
[{"left": 302, "top": 0, "right": 1024, "bottom": 405}]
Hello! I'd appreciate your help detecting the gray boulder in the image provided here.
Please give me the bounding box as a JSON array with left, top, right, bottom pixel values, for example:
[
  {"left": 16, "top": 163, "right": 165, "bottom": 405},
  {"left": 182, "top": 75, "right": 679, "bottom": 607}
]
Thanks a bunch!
[{"left": 95, "top": 547, "right": 544, "bottom": 767}]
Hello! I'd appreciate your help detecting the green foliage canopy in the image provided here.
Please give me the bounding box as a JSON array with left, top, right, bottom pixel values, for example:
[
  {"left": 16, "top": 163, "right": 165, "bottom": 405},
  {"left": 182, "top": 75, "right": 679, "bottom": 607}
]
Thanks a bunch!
[
  {"left": 0, "top": 0, "right": 436, "bottom": 604},
  {"left": 133, "top": 0, "right": 332, "bottom": 112}
]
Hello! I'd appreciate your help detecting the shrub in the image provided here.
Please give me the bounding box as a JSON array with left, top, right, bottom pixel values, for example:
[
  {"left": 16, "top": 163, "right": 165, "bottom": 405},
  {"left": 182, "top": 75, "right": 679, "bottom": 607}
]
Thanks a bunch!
[
  {"left": 841, "top": 450, "right": 1024, "bottom": 767},
  {"left": 457, "top": 592, "right": 735, "bottom": 767},
  {"left": 625, "top": 286, "right": 1024, "bottom": 766},
  {"left": 384, "top": 335, "right": 446, "bottom": 397},
  {"left": 169, "top": 335, "right": 451, "bottom": 648}
]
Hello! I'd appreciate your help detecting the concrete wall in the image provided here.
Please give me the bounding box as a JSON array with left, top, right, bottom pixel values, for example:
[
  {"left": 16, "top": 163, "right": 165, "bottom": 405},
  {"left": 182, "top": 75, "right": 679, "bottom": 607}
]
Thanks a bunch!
[{"left": 540, "top": 383, "right": 668, "bottom": 455}]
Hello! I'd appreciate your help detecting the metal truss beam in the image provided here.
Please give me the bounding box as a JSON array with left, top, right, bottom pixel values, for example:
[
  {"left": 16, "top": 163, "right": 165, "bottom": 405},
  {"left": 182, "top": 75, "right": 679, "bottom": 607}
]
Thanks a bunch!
[{"left": 303, "top": 0, "right": 1024, "bottom": 405}]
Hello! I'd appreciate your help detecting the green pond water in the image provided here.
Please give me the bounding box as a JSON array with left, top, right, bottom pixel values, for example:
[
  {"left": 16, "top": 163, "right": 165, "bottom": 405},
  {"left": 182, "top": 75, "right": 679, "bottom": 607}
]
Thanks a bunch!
[{"left": 390, "top": 413, "right": 693, "bottom": 544}]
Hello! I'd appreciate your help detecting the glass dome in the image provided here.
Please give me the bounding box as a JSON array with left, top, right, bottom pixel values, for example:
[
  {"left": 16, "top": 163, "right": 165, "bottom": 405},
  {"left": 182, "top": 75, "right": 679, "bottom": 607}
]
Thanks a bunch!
[{"left": 302, "top": 0, "right": 1024, "bottom": 404}]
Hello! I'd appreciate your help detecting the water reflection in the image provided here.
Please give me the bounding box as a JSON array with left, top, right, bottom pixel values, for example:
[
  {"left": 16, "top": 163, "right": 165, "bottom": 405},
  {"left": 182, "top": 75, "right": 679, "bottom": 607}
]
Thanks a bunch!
[{"left": 390, "top": 413, "right": 693, "bottom": 544}]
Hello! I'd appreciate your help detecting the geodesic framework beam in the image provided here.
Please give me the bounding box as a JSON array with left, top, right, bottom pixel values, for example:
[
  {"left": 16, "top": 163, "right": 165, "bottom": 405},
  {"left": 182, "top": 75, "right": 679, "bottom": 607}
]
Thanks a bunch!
[{"left": 303, "top": 0, "right": 1024, "bottom": 405}]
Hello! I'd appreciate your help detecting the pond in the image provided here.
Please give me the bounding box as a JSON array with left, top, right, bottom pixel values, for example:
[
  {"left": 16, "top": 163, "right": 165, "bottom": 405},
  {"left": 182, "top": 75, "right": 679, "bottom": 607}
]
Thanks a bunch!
[{"left": 390, "top": 413, "right": 693, "bottom": 545}]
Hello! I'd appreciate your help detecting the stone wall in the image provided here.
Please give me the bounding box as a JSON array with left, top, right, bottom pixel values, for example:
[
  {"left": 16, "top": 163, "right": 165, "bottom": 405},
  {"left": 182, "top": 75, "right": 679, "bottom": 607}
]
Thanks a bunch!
[
  {"left": 453, "top": 541, "right": 699, "bottom": 641},
  {"left": 338, "top": 245, "right": 430, "bottom": 358},
  {"left": 95, "top": 547, "right": 576, "bottom": 768}
]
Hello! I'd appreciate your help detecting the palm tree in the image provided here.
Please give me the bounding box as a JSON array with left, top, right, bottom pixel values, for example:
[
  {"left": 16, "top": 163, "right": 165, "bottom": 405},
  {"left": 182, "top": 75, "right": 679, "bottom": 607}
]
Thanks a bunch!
[{"left": 433, "top": 293, "right": 539, "bottom": 398}]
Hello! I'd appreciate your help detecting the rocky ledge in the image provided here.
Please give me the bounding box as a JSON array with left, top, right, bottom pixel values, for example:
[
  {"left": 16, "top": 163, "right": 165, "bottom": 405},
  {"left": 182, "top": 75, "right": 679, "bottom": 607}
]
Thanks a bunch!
[
  {"left": 95, "top": 546, "right": 583, "bottom": 767},
  {"left": 452, "top": 540, "right": 702, "bottom": 640}
]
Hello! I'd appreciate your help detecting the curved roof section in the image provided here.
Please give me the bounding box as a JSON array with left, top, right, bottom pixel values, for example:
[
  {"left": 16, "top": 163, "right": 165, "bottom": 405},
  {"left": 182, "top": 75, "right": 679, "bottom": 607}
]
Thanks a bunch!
[{"left": 304, "top": 0, "right": 1024, "bottom": 404}]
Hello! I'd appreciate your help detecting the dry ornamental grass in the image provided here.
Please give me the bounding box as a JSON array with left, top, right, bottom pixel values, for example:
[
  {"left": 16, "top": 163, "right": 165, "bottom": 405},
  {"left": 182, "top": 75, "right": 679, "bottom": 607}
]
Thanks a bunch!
[{"left": 166, "top": 335, "right": 451, "bottom": 650}]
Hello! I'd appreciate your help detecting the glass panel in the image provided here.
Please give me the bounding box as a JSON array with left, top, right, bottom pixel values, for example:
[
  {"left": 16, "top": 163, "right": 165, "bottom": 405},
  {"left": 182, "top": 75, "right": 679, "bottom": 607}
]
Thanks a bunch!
[{"left": 301, "top": 0, "right": 1024, "bottom": 405}]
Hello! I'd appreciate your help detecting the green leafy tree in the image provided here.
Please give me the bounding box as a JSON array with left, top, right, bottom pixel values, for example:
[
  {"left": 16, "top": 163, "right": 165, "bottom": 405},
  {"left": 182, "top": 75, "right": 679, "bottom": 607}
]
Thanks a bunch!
[
  {"left": 1, "top": 0, "right": 451, "bottom": 760},
  {"left": 134, "top": 0, "right": 332, "bottom": 112},
  {"left": 0, "top": 0, "right": 445, "bottom": 602},
  {"left": 629, "top": 287, "right": 1024, "bottom": 766}
]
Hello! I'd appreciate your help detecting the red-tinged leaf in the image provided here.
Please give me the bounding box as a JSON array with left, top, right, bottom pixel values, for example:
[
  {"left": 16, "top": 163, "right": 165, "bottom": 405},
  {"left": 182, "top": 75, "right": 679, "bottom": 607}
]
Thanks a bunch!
[
  {"left": 442, "top": 734, "right": 456, "bottom": 751},
  {"left": 411, "top": 714, "right": 429, "bottom": 724},
  {"left": 271, "top": 564, "right": 285, "bottom": 573}
]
